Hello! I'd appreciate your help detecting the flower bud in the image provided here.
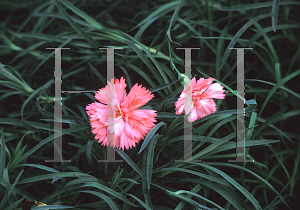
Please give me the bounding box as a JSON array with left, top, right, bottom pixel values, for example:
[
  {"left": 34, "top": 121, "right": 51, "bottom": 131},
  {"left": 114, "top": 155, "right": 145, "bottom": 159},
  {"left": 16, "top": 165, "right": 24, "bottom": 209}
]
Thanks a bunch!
[{"left": 178, "top": 73, "right": 191, "bottom": 87}]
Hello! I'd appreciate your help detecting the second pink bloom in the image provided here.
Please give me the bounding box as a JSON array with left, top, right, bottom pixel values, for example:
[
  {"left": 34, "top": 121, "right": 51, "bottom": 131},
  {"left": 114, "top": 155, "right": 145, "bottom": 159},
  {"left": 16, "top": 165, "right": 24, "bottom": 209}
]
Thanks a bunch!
[{"left": 175, "top": 77, "right": 225, "bottom": 122}]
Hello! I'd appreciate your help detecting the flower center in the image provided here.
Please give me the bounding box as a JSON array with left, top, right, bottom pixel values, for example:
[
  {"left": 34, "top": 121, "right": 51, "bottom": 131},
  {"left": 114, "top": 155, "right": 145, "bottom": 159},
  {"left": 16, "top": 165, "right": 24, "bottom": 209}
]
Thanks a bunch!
[
  {"left": 115, "top": 103, "right": 123, "bottom": 120},
  {"left": 192, "top": 89, "right": 205, "bottom": 100}
]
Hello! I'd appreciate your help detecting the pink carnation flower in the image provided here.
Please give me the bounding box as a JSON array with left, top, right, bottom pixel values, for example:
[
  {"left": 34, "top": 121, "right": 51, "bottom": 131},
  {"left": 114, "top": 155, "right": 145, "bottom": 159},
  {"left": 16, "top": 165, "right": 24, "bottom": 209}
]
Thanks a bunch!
[
  {"left": 175, "top": 77, "right": 225, "bottom": 122},
  {"left": 86, "top": 77, "right": 157, "bottom": 150}
]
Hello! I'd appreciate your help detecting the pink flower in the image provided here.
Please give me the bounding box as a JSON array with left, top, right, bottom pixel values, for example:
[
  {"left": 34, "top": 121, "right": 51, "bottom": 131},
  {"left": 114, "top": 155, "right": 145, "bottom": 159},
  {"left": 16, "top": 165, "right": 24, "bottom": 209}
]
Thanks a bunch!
[
  {"left": 86, "top": 77, "right": 157, "bottom": 150},
  {"left": 175, "top": 77, "right": 225, "bottom": 122}
]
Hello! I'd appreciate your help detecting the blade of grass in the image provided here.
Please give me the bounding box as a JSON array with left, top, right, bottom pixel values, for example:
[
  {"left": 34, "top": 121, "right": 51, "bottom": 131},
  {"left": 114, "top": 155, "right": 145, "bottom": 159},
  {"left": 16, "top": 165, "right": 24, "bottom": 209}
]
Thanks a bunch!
[
  {"left": 142, "top": 147, "right": 153, "bottom": 209},
  {"left": 127, "top": 194, "right": 152, "bottom": 210},
  {"left": 138, "top": 122, "right": 165, "bottom": 154},
  {"left": 174, "top": 184, "right": 202, "bottom": 210},
  {"left": 175, "top": 190, "right": 225, "bottom": 210},
  {"left": 115, "top": 149, "right": 145, "bottom": 178},
  {"left": 86, "top": 140, "right": 93, "bottom": 166},
  {"left": 167, "top": 0, "right": 184, "bottom": 46},
  {"left": 248, "top": 24, "right": 300, "bottom": 48},
  {"left": 58, "top": 0, "right": 105, "bottom": 30},
  {"left": 190, "top": 163, "right": 262, "bottom": 210},
  {"left": 207, "top": 162, "right": 290, "bottom": 209},
  {"left": 17, "top": 123, "right": 90, "bottom": 165},
  {"left": 255, "top": 107, "right": 286, "bottom": 138},
  {"left": 258, "top": 69, "right": 300, "bottom": 116},
  {"left": 0, "top": 128, "right": 5, "bottom": 179},
  {"left": 219, "top": 13, "right": 272, "bottom": 72},
  {"left": 159, "top": 168, "right": 230, "bottom": 187},
  {"left": 53, "top": 0, "right": 100, "bottom": 48},
  {"left": 80, "top": 190, "right": 120, "bottom": 210},
  {"left": 218, "top": 1, "right": 300, "bottom": 11},
  {"left": 146, "top": 134, "right": 160, "bottom": 189},
  {"left": 272, "top": 0, "right": 280, "bottom": 32},
  {"left": 82, "top": 183, "right": 136, "bottom": 207},
  {"left": 3, "top": 198, "right": 25, "bottom": 210},
  {"left": 31, "top": 205, "right": 74, "bottom": 209},
  {"left": 153, "top": 183, "right": 211, "bottom": 210}
]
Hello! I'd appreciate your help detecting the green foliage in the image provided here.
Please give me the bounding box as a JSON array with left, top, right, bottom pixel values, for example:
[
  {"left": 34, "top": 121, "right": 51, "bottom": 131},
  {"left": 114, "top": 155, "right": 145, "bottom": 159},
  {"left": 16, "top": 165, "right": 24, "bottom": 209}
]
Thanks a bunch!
[{"left": 0, "top": 0, "right": 299, "bottom": 209}]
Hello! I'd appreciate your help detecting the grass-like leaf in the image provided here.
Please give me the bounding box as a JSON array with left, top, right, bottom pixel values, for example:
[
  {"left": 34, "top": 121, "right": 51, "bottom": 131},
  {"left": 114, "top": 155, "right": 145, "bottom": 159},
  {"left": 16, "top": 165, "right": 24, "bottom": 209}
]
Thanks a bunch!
[
  {"left": 0, "top": 128, "right": 5, "bottom": 179},
  {"left": 138, "top": 121, "right": 165, "bottom": 154}
]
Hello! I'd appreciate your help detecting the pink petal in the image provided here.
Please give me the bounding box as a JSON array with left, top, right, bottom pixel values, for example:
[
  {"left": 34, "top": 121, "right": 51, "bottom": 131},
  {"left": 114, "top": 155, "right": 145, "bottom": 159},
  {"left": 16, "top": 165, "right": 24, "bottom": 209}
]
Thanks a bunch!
[
  {"left": 123, "top": 83, "right": 154, "bottom": 110},
  {"left": 86, "top": 77, "right": 157, "bottom": 150},
  {"left": 187, "top": 106, "right": 198, "bottom": 122},
  {"left": 174, "top": 77, "right": 225, "bottom": 122}
]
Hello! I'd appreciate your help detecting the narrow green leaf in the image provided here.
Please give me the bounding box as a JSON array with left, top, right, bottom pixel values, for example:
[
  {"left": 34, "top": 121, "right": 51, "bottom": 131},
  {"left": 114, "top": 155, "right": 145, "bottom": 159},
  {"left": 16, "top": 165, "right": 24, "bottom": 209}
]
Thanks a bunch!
[
  {"left": 19, "top": 172, "right": 92, "bottom": 184},
  {"left": 219, "top": 13, "right": 272, "bottom": 72},
  {"left": 245, "top": 99, "right": 257, "bottom": 105},
  {"left": 115, "top": 149, "right": 145, "bottom": 177},
  {"left": 18, "top": 164, "right": 59, "bottom": 173},
  {"left": 123, "top": 39, "right": 165, "bottom": 90},
  {"left": 138, "top": 121, "right": 165, "bottom": 154},
  {"left": 120, "top": 32, "right": 171, "bottom": 93},
  {"left": 53, "top": 0, "right": 100, "bottom": 48},
  {"left": 12, "top": 136, "right": 24, "bottom": 160},
  {"left": 8, "top": 170, "right": 23, "bottom": 196},
  {"left": 255, "top": 107, "right": 286, "bottom": 137},
  {"left": 124, "top": 18, "right": 157, "bottom": 58},
  {"left": 8, "top": 136, "right": 27, "bottom": 170},
  {"left": 88, "top": 62, "right": 106, "bottom": 85},
  {"left": 246, "top": 112, "right": 257, "bottom": 140},
  {"left": 149, "top": 79, "right": 179, "bottom": 93},
  {"left": 80, "top": 191, "right": 119, "bottom": 210},
  {"left": 192, "top": 115, "right": 237, "bottom": 158},
  {"left": 156, "top": 112, "right": 183, "bottom": 118},
  {"left": 248, "top": 24, "right": 300, "bottom": 48},
  {"left": 166, "top": 189, "right": 211, "bottom": 210},
  {"left": 110, "top": 167, "right": 123, "bottom": 190},
  {"left": 52, "top": 176, "right": 61, "bottom": 183},
  {"left": 119, "top": 178, "right": 139, "bottom": 185},
  {"left": 190, "top": 163, "right": 262, "bottom": 210},
  {"left": 0, "top": 63, "right": 34, "bottom": 93},
  {"left": 31, "top": 35, "right": 77, "bottom": 77},
  {"left": 146, "top": 134, "right": 160, "bottom": 189},
  {"left": 159, "top": 168, "right": 230, "bottom": 186},
  {"left": 81, "top": 183, "right": 136, "bottom": 206},
  {"left": 18, "top": 123, "right": 90, "bottom": 166},
  {"left": 127, "top": 194, "right": 152, "bottom": 210},
  {"left": 86, "top": 140, "right": 93, "bottom": 166},
  {"left": 218, "top": 1, "right": 300, "bottom": 11},
  {"left": 131, "top": 1, "right": 179, "bottom": 30},
  {"left": 9, "top": 139, "right": 27, "bottom": 170},
  {"left": 258, "top": 69, "right": 300, "bottom": 116},
  {"left": 167, "top": 0, "right": 184, "bottom": 45},
  {"left": 272, "top": 0, "right": 280, "bottom": 32},
  {"left": 58, "top": 0, "right": 105, "bottom": 29},
  {"left": 179, "top": 178, "right": 244, "bottom": 210},
  {"left": 31, "top": 205, "right": 74, "bottom": 209},
  {"left": 247, "top": 78, "right": 300, "bottom": 100},
  {"left": 12, "top": 32, "right": 66, "bottom": 43},
  {"left": 3, "top": 197, "right": 25, "bottom": 210},
  {"left": 207, "top": 162, "right": 290, "bottom": 209},
  {"left": 175, "top": 184, "right": 202, "bottom": 210},
  {"left": 0, "top": 169, "right": 10, "bottom": 209},
  {"left": 9, "top": 41, "right": 45, "bottom": 64},
  {"left": 0, "top": 128, "right": 5, "bottom": 179},
  {"left": 142, "top": 146, "right": 152, "bottom": 209},
  {"left": 175, "top": 190, "right": 225, "bottom": 210}
]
